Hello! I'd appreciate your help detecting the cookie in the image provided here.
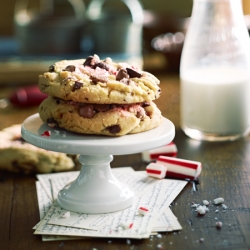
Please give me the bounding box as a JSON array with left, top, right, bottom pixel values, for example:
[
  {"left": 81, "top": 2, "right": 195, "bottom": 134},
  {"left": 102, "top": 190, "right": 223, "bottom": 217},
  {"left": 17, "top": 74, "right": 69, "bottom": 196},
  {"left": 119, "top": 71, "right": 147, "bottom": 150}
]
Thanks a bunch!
[
  {"left": 0, "top": 124, "right": 76, "bottom": 174},
  {"left": 39, "top": 55, "right": 161, "bottom": 104},
  {"left": 39, "top": 96, "right": 163, "bottom": 136}
]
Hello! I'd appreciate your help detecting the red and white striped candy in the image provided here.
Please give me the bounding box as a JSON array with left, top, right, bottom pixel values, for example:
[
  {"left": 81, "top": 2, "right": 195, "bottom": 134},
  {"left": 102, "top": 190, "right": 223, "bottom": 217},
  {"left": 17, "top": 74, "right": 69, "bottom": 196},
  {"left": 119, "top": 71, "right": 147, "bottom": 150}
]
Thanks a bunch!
[
  {"left": 138, "top": 206, "right": 149, "bottom": 215},
  {"left": 156, "top": 156, "right": 202, "bottom": 180},
  {"left": 119, "top": 221, "right": 134, "bottom": 229},
  {"left": 142, "top": 142, "right": 177, "bottom": 162},
  {"left": 146, "top": 162, "right": 167, "bottom": 179}
]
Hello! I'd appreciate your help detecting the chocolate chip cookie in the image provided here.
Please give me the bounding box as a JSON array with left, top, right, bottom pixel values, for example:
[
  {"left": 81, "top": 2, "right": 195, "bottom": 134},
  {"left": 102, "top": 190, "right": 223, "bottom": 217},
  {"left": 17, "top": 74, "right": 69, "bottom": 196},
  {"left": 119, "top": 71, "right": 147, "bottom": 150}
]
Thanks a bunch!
[
  {"left": 39, "top": 97, "right": 163, "bottom": 136},
  {"left": 0, "top": 124, "right": 76, "bottom": 174},
  {"left": 39, "top": 55, "right": 161, "bottom": 104}
]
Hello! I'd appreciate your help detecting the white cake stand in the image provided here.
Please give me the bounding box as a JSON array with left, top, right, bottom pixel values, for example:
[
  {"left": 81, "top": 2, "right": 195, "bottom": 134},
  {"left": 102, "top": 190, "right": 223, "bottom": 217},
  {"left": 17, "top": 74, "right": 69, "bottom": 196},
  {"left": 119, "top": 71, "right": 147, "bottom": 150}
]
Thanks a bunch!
[{"left": 21, "top": 114, "right": 175, "bottom": 214}]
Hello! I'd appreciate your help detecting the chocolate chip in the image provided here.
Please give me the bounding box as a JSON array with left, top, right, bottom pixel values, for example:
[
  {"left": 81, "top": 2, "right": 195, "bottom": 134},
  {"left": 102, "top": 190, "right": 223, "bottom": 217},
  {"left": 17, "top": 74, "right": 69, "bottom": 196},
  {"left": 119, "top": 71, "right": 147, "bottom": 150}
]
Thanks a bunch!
[
  {"left": 136, "top": 110, "right": 144, "bottom": 118},
  {"left": 79, "top": 105, "right": 96, "bottom": 118},
  {"left": 93, "top": 104, "right": 110, "bottom": 112},
  {"left": 55, "top": 98, "right": 60, "bottom": 104},
  {"left": 12, "top": 160, "right": 20, "bottom": 169},
  {"left": 73, "top": 81, "right": 83, "bottom": 91},
  {"left": 47, "top": 117, "right": 58, "bottom": 127},
  {"left": 64, "top": 65, "right": 76, "bottom": 72},
  {"left": 107, "top": 125, "right": 121, "bottom": 134},
  {"left": 93, "top": 62, "right": 110, "bottom": 71},
  {"left": 142, "top": 102, "right": 150, "bottom": 107},
  {"left": 91, "top": 75, "right": 108, "bottom": 83},
  {"left": 116, "top": 69, "right": 129, "bottom": 81},
  {"left": 126, "top": 68, "right": 142, "bottom": 78},
  {"left": 49, "top": 65, "right": 55, "bottom": 72},
  {"left": 83, "top": 56, "right": 98, "bottom": 67}
]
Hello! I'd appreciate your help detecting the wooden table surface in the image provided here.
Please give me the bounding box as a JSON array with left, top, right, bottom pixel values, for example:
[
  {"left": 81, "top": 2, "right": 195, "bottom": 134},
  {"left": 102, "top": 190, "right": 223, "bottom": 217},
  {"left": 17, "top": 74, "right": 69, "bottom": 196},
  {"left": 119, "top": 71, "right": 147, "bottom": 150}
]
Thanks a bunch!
[{"left": 1, "top": 73, "right": 250, "bottom": 250}]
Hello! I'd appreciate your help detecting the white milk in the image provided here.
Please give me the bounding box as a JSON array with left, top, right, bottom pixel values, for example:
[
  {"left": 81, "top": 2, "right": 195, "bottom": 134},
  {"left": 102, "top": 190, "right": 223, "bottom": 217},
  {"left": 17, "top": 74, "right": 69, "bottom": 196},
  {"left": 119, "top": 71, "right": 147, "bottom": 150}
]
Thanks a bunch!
[{"left": 180, "top": 66, "right": 250, "bottom": 136}]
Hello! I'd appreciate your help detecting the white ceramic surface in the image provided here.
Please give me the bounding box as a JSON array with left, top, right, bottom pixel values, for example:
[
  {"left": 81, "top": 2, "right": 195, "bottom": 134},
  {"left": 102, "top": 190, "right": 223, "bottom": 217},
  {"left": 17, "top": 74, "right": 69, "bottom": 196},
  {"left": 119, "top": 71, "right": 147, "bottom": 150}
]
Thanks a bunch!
[
  {"left": 21, "top": 114, "right": 175, "bottom": 155},
  {"left": 57, "top": 154, "right": 135, "bottom": 213},
  {"left": 21, "top": 114, "right": 175, "bottom": 213}
]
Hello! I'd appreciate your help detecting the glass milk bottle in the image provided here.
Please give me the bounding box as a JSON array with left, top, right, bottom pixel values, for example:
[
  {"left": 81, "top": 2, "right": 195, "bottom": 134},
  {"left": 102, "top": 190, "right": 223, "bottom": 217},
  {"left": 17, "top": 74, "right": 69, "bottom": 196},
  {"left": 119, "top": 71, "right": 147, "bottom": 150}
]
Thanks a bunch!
[{"left": 180, "top": 0, "right": 250, "bottom": 141}]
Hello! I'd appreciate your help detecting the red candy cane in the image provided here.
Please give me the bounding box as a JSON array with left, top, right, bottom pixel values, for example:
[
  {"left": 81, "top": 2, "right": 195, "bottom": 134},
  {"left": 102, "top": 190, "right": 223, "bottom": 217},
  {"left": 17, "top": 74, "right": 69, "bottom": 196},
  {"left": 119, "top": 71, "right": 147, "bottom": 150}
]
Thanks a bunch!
[
  {"left": 156, "top": 156, "right": 202, "bottom": 180},
  {"left": 142, "top": 142, "right": 177, "bottom": 162},
  {"left": 146, "top": 162, "right": 167, "bottom": 179}
]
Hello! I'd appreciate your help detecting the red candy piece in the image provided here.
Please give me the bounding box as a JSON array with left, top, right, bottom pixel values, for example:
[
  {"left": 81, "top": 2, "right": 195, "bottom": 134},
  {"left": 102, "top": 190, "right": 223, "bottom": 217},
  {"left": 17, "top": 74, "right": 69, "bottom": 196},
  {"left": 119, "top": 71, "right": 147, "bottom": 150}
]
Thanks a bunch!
[
  {"left": 41, "top": 130, "right": 51, "bottom": 137},
  {"left": 156, "top": 156, "right": 202, "bottom": 180},
  {"left": 142, "top": 142, "right": 177, "bottom": 162}
]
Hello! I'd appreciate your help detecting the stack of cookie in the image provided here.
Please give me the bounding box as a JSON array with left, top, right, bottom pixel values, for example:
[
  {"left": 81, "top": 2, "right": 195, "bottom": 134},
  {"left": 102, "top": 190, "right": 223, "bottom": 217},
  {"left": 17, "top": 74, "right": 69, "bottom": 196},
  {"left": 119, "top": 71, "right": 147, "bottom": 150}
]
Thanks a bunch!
[{"left": 38, "top": 55, "right": 163, "bottom": 136}]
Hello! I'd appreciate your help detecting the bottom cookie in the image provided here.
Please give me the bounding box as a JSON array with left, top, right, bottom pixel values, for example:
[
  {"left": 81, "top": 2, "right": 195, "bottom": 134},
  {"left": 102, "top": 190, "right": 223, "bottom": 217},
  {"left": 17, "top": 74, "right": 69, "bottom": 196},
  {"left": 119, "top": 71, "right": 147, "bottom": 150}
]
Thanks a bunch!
[
  {"left": 39, "top": 97, "right": 163, "bottom": 136},
  {"left": 0, "top": 124, "right": 76, "bottom": 174}
]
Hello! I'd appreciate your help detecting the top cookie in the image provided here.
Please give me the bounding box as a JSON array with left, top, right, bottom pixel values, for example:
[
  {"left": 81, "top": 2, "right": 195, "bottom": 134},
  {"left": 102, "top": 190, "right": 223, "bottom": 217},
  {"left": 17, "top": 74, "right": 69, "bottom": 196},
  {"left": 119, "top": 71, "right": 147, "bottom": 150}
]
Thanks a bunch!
[{"left": 39, "top": 55, "right": 161, "bottom": 104}]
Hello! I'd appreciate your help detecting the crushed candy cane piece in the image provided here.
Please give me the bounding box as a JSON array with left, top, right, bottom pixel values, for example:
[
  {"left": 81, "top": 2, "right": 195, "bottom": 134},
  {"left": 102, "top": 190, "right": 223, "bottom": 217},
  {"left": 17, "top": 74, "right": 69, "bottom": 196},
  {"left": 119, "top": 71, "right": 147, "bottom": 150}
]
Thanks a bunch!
[
  {"left": 203, "top": 200, "right": 210, "bottom": 206},
  {"left": 146, "top": 162, "right": 167, "bottom": 179},
  {"left": 157, "top": 244, "right": 163, "bottom": 249},
  {"left": 126, "top": 239, "right": 131, "bottom": 245},
  {"left": 222, "top": 204, "right": 228, "bottom": 210},
  {"left": 138, "top": 206, "right": 149, "bottom": 215},
  {"left": 156, "top": 156, "right": 202, "bottom": 180},
  {"left": 216, "top": 221, "right": 223, "bottom": 228},
  {"left": 157, "top": 234, "right": 162, "bottom": 238},
  {"left": 197, "top": 205, "right": 206, "bottom": 215},
  {"left": 41, "top": 130, "right": 51, "bottom": 137},
  {"left": 119, "top": 221, "right": 133, "bottom": 229},
  {"left": 191, "top": 203, "right": 199, "bottom": 208},
  {"left": 204, "top": 206, "right": 209, "bottom": 212},
  {"left": 141, "top": 142, "right": 177, "bottom": 162},
  {"left": 213, "top": 197, "right": 224, "bottom": 204},
  {"left": 62, "top": 211, "right": 70, "bottom": 218}
]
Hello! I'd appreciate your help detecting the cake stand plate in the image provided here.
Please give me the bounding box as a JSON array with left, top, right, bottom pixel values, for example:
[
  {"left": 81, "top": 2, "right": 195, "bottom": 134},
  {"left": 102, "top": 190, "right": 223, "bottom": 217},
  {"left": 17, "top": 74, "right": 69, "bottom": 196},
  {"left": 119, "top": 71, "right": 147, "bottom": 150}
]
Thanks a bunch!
[{"left": 22, "top": 114, "right": 175, "bottom": 213}]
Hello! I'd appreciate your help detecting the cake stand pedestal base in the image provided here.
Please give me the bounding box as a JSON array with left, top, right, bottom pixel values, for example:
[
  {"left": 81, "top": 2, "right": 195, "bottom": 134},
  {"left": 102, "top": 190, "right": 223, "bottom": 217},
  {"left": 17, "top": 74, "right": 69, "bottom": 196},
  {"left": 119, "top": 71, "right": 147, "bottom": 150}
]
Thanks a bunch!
[{"left": 57, "top": 154, "right": 134, "bottom": 214}]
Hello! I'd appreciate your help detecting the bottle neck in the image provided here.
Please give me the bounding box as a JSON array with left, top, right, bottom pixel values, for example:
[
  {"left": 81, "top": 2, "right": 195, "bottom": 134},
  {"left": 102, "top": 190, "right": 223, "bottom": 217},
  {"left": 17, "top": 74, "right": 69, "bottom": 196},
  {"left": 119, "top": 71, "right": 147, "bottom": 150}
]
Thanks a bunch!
[
  {"left": 180, "top": 0, "right": 250, "bottom": 74},
  {"left": 191, "top": 0, "right": 244, "bottom": 27}
]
